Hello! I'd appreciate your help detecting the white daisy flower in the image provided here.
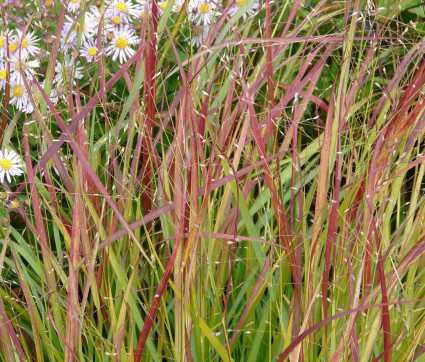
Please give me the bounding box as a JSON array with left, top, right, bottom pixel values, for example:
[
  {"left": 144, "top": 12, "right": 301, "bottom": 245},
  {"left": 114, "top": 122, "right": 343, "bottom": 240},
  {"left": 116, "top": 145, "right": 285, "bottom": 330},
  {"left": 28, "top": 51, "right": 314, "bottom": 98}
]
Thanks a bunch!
[
  {"left": 60, "top": 22, "right": 77, "bottom": 52},
  {"left": 7, "top": 34, "right": 21, "bottom": 58},
  {"left": 157, "top": 1, "right": 183, "bottom": 15},
  {"left": 86, "top": 6, "right": 109, "bottom": 31},
  {"left": 158, "top": 1, "right": 169, "bottom": 15},
  {"left": 229, "top": 0, "right": 259, "bottom": 21},
  {"left": 106, "top": 9, "right": 131, "bottom": 30},
  {"left": 68, "top": 0, "right": 82, "bottom": 14},
  {"left": 170, "top": 0, "right": 184, "bottom": 13},
  {"left": 80, "top": 39, "right": 100, "bottom": 62},
  {"left": 62, "top": 15, "right": 97, "bottom": 47},
  {"left": 0, "top": 60, "right": 7, "bottom": 90},
  {"left": 190, "top": 22, "right": 210, "bottom": 47},
  {"left": 106, "top": 27, "right": 138, "bottom": 64},
  {"left": 55, "top": 54, "right": 83, "bottom": 84},
  {"left": 16, "top": 30, "right": 40, "bottom": 58},
  {"left": 9, "top": 55, "right": 40, "bottom": 83},
  {"left": 10, "top": 80, "right": 33, "bottom": 114},
  {"left": 139, "top": 5, "right": 149, "bottom": 20},
  {"left": 134, "top": 0, "right": 151, "bottom": 20},
  {"left": 0, "top": 32, "right": 9, "bottom": 58},
  {"left": 106, "top": 0, "right": 141, "bottom": 19},
  {"left": 0, "top": 149, "right": 24, "bottom": 184},
  {"left": 188, "top": 0, "right": 220, "bottom": 25}
]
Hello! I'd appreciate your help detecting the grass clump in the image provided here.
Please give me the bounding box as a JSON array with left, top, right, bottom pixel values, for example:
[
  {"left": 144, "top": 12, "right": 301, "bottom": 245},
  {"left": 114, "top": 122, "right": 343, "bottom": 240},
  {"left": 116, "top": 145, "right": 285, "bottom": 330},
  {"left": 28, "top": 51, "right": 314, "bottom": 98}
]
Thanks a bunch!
[{"left": 0, "top": 0, "right": 424, "bottom": 361}]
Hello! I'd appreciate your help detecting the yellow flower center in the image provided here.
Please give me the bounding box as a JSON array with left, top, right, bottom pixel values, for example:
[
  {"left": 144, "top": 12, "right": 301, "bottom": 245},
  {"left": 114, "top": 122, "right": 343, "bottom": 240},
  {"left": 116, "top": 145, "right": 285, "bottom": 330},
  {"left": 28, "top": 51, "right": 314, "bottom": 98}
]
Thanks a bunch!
[
  {"left": 45, "top": 0, "right": 53, "bottom": 5},
  {"left": 113, "top": 16, "right": 121, "bottom": 24},
  {"left": 199, "top": 3, "right": 209, "bottom": 13},
  {"left": 0, "top": 159, "right": 12, "bottom": 171},
  {"left": 0, "top": 70, "right": 6, "bottom": 80},
  {"left": 71, "top": 0, "right": 79, "bottom": 3},
  {"left": 141, "top": 11, "right": 145, "bottom": 18},
  {"left": 237, "top": 0, "right": 246, "bottom": 5},
  {"left": 48, "top": 158, "right": 55, "bottom": 167},
  {"left": 21, "top": 39, "right": 28, "bottom": 48},
  {"left": 115, "top": 2, "right": 126, "bottom": 12},
  {"left": 160, "top": 2, "right": 167, "bottom": 9},
  {"left": 13, "top": 85, "right": 24, "bottom": 98},
  {"left": 10, "top": 200, "right": 19, "bottom": 208},
  {"left": 0, "top": 37, "right": 4, "bottom": 47},
  {"left": 0, "top": 192, "right": 6, "bottom": 199},
  {"left": 115, "top": 37, "right": 127, "bottom": 49},
  {"left": 9, "top": 43, "right": 17, "bottom": 52},
  {"left": 88, "top": 47, "right": 98, "bottom": 56}
]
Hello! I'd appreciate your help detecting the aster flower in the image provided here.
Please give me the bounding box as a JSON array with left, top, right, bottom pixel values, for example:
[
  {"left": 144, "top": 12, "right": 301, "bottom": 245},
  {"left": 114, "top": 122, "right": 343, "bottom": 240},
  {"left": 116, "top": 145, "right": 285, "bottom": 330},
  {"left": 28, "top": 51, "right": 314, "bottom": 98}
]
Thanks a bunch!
[
  {"left": 170, "top": 0, "right": 184, "bottom": 13},
  {"left": 10, "top": 80, "right": 33, "bottom": 114},
  {"left": 68, "top": 0, "right": 82, "bottom": 14},
  {"left": 60, "top": 22, "right": 77, "bottom": 52},
  {"left": 0, "top": 61, "right": 7, "bottom": 90},
  {"left": 9, "top": 55, "right": 40, "bottom": 83},
  {"left": 106, "top": 0, "right": 141, "bottom": 20},
  {"left": 188, "top": 0, "right": 220, "bottom": 25},
  {"left": 16, "top": 30, "right": 40, "bottom": 57},
  {"left": 62, "top": 15, "right": 97, "bottom": 48},
  {"left": 0, "top": 149, "right": 24, "bottom": 184},
  {"left": 157, "top": 1, "right": 172, "bottom": 16},
  {"left": 134, "top": 0, "right": 150, "bottom": 20},
  {"left": 80, "top": 39, "right": 100, "bottom": 62},
  {"left": 0, "top": 32, "right": 8, "bottom": 58},
  {"left": 229, "top": 0, "right": 259, "bottom": 21},
  {"left": 189, "top": 22, "right": 210, "bottom": 47},
  {"left": 86, "top": 6, "right": 109, "bottom": 30},
  {"left": 43, "top": 0, "right": 55, "bottom": 8},
  {"left": 106, "top": 8, "right": 131, "bottom": 30},
  {"left": 156, "top": 1, "right": 183, "bottom": 15},
  {"left": 55, "top": 54, "right": 83, "bottom": 84},
  {"left": 7, "top": 34, "right": 20, "bottom": 58},
  {"left": 105, "top": 27, "right": 138, "bottom": 64}
]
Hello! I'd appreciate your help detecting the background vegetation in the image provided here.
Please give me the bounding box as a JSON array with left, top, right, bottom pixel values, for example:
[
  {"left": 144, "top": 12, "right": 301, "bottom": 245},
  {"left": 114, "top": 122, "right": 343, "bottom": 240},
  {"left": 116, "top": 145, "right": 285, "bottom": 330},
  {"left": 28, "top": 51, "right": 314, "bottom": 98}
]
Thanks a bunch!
[{"left": 1, "top": 0, "right": 425, "bottom": 360}]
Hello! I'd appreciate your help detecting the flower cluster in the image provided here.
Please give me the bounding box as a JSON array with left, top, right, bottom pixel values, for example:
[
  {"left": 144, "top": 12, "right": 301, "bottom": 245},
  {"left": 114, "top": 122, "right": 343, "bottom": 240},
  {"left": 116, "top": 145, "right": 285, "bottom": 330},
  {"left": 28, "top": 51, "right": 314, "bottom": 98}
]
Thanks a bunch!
[
  {"left": 0, "top": 0, "right": 260, "bottom": 115},
  {"left": 188, "top": 0, "right": 259, "bottom": 46},
  {"left": 0, "top": 0, "right": 260, "bottom": 183},
  {"left": 0, "top": 29, "right": 44, "bottom": 114}
]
